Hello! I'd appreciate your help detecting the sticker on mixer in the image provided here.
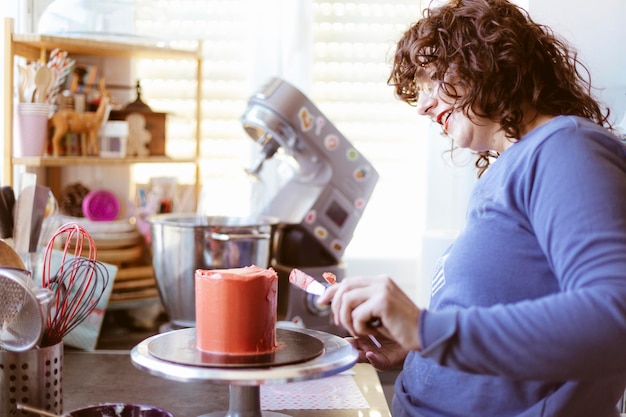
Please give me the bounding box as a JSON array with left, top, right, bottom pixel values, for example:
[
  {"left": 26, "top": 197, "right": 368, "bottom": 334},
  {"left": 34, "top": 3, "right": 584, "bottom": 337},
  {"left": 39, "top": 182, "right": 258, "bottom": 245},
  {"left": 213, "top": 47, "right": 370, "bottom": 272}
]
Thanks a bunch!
[
  {"left": 314, "top": 226, "right": 328, "bottom": 239},
  {"left": 324, "top": 134, "right": 339, "bottom": 151},
  {"left": 299, "top": 107, "right": 314, "bottom": 132},
  {"left": 353, "top": 167, "right": 369, "bottom": 181},
  {"left": 354, "top": 198, "right": 366, "bottom": 210},
  {"left": 330, "top": 239, "right": 344, "bottom": 253},
  {"left": 315, "top": 117, "right": 325, "bottom": 135},
  {"left": 305, "top": 210, "right": 316, "bottom": 224}
]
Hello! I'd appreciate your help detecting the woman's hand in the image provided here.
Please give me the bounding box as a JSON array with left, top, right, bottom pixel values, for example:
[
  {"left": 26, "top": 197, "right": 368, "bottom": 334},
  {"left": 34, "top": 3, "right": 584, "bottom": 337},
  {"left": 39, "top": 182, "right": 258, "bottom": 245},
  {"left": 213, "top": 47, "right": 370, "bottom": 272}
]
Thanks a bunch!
[
  {"left": 347, "top": 335, "right": 409, "bottom": 372},
  {"left": 317, "top": 275, "right": 422, "bottom": 351}
]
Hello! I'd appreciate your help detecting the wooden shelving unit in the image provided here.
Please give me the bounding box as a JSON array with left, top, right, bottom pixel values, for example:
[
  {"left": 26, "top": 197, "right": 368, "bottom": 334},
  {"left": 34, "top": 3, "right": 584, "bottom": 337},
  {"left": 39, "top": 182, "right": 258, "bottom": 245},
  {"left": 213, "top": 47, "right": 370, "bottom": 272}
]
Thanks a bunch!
[
  {"left": 1, "top": 18, "right": 204, "bottom": 309},
  {"left": 12, "top": 155, "right": 195, "bottom": 167},
  {"left": 12, "top": 33, "right": 199, "bottom": 61},
  {"left": 2, "top": 17, "right": 203, "bottom": 197}
]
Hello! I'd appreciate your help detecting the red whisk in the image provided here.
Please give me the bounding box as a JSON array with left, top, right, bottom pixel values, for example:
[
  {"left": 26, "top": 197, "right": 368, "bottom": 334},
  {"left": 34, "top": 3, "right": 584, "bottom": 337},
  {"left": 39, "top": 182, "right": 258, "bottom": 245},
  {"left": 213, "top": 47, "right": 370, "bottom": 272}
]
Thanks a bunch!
[
  {"left": 42, "top": 222, "right": 97, "bottom": 287},
  {"left": 41, "top": 223, "right": 110, "bottom": 346}
]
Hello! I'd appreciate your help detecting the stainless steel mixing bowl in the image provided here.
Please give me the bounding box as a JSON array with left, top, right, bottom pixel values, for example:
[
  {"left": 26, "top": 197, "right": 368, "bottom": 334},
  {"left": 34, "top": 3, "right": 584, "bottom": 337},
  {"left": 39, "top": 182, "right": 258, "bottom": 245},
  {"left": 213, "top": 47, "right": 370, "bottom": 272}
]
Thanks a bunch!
[{"left": 148, "top": 214, "right": 277, "bottom": 327}]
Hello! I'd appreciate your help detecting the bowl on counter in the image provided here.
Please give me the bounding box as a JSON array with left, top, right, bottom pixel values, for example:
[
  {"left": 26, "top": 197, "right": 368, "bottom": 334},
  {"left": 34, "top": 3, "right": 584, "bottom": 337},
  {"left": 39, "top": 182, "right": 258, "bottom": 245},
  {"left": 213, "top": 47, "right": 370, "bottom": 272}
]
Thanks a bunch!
[
  {"left": 148, "top": 213, "right": 278, "bottom": 328},
  {"left": 65, "top": 403, "right": 174, "bottom": 417}
]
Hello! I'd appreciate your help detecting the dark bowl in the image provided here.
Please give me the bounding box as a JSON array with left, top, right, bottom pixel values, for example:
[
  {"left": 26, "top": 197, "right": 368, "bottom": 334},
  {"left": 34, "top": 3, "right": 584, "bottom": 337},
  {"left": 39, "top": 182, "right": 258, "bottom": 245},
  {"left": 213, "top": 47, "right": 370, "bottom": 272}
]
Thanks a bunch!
[{"left": 64, "top": 403, "right": 174, "bottom": 417}]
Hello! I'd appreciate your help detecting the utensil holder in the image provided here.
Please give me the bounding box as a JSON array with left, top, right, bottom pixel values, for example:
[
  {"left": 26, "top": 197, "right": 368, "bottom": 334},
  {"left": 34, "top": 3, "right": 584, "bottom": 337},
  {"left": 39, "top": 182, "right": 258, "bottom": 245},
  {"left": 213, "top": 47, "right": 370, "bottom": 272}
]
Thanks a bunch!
[{"left": 0, "top": 342, "right": 63, "bottom": 416}]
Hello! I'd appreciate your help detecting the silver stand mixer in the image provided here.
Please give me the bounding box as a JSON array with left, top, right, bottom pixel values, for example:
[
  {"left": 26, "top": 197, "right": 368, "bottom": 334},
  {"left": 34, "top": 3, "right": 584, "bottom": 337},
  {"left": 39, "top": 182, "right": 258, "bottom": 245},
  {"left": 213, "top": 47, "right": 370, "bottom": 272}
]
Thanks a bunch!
[{"left": 240, "top": 78, "right": 379, "bottom": 335}]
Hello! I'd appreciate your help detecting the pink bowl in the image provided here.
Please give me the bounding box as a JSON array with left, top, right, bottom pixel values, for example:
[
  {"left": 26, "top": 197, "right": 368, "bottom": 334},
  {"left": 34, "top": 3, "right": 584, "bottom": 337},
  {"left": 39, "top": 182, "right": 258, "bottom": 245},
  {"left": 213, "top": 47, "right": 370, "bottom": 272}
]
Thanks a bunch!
[
  {"left": 64, "top": 403, "right": 174, "bottom": 417},
  {"left": 82, "top": 189, "right": 120, "bottom": 221}
]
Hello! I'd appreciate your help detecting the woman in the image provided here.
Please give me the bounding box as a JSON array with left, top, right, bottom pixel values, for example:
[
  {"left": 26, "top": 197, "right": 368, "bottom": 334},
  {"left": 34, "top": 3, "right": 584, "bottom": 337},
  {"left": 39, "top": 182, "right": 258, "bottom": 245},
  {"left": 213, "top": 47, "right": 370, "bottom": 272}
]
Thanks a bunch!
[{"left": 318, "top": 0, "right": 626, "bottom": 416}]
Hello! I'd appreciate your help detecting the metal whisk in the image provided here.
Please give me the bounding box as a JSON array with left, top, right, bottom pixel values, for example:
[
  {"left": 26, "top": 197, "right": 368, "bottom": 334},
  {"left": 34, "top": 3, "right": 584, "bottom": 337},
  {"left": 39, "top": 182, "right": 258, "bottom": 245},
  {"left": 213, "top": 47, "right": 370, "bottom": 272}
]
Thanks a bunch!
[
  {"left": 41, "top": 257, "right": 109, "bottom": 346},
  {"left": 42, "top": 222, "right": 97, "bottom": 288},
  {"left": 41, "top": 223, "right": 110, "bottom": 347}
]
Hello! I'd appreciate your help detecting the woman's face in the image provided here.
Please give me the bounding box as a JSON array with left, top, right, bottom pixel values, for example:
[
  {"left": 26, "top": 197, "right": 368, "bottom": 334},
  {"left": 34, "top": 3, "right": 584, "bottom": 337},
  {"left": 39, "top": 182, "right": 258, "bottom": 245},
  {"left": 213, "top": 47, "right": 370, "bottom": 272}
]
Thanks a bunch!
[{"left": 414, "top": 69, "right": 508, "bottom": 153}]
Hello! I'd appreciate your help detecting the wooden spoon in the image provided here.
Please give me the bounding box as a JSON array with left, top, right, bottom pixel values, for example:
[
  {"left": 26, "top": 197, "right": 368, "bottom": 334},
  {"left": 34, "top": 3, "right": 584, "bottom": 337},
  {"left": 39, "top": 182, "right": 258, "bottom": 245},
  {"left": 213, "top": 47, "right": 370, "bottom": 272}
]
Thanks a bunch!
[
  {"left": 0, "top": 240, "right": 25, "bottom": 269},
  {"left": 23, "top": 65, "right": 36, "bottom": 103},
  {"left": 17, "top": 403, "right": 62, "bottom": 417},
  {"left": 34, "top": 66, "right": 53, "bottom": 104}
]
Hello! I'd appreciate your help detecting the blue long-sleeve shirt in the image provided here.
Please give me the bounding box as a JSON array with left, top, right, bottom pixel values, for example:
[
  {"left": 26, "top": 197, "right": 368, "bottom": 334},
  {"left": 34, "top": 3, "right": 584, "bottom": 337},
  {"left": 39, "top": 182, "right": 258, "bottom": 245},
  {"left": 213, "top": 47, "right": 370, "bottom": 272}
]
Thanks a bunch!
[{"left": 394, "top": 116, "right": 626, "bottom": 417}]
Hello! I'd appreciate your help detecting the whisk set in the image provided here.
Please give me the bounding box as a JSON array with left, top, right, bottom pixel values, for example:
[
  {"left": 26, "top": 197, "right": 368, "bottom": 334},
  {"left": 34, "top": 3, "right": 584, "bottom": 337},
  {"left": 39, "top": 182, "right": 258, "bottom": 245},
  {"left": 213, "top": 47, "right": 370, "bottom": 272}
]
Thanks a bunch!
[{"left": 0, "top": 222, "right": 110, "bottom": 351}]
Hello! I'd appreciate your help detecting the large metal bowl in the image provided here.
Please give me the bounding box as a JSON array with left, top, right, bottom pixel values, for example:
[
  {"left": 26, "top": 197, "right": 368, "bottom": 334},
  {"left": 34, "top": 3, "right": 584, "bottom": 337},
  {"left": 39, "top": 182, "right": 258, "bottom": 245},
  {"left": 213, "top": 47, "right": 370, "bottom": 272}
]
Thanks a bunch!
[{"left": 148, "top": 214, "right": 277, "bottom": 327}]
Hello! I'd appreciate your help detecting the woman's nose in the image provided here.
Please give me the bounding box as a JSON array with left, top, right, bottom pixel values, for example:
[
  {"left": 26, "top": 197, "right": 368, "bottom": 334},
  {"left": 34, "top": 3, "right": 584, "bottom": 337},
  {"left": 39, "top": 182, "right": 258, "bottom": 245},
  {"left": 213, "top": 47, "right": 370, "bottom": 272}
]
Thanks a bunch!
[{"left": 416, "top": 94, "right": 437, "bottom": 117}]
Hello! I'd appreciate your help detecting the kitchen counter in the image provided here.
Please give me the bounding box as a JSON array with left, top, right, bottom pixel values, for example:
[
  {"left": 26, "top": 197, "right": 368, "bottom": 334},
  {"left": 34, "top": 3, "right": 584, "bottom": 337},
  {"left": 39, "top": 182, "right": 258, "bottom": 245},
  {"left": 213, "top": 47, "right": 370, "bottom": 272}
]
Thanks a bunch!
[{"left": 63, "top": 350, "right": 392, "bottom": 417}]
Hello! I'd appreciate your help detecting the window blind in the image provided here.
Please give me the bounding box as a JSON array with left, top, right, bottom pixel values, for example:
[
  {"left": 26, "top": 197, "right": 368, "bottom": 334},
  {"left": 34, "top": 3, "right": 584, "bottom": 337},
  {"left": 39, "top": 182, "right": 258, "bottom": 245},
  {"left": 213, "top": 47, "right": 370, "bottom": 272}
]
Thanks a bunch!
[
  {"left": 132, "top": 0, "right": 429, "bottom": 259},
  {"left": 310, "top": 1, "right": 427, "bottom": 259},
  {"left": 132, "top": 0, "right": 257, "bottom": 214}
]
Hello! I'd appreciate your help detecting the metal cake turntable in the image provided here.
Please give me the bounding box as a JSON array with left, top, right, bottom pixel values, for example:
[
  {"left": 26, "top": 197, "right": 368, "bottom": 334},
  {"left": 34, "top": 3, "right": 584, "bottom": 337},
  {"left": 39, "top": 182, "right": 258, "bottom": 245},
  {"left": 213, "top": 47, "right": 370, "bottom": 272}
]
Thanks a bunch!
[{"left": 131, "top": 325, "right": 358, "bottom": 417}]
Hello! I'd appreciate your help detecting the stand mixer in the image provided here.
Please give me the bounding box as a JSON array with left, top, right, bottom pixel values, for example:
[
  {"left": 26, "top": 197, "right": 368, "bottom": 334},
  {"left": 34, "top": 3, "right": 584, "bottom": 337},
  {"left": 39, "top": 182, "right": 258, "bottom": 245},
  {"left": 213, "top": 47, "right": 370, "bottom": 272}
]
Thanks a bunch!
[{"left": 240, "top": 77, "right": 378, "bottom": 335}]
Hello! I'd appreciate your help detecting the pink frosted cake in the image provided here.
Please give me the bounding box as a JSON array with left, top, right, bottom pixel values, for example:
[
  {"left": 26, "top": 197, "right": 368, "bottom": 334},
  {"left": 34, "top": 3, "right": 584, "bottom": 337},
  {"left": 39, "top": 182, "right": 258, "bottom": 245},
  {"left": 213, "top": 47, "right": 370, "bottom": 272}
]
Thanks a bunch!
[{"left": 195, "top": 265, "right": 278, "bottom": 355}]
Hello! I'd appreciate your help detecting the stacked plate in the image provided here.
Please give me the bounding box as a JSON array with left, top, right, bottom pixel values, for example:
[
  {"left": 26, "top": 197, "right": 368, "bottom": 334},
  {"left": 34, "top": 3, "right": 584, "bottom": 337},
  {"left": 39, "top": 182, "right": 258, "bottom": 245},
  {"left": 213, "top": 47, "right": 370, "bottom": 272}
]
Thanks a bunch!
[{"left": 110, "top": 265, "right": 160, "bottom": 307}]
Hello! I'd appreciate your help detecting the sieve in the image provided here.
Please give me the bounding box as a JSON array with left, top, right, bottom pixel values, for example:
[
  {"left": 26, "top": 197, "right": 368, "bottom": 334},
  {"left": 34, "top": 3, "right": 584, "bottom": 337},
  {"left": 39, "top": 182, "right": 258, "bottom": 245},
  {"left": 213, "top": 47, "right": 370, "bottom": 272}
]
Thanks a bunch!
[{"left": 0, "top": 267, "right": 46, "bottom": 352}]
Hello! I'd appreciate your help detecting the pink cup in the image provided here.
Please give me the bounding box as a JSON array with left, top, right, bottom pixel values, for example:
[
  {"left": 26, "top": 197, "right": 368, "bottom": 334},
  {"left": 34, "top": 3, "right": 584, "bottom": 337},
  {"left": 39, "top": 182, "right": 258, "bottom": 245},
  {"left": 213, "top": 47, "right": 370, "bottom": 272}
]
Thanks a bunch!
[{"left": 13, "top": 104, "right": 51, "bottom": 157}]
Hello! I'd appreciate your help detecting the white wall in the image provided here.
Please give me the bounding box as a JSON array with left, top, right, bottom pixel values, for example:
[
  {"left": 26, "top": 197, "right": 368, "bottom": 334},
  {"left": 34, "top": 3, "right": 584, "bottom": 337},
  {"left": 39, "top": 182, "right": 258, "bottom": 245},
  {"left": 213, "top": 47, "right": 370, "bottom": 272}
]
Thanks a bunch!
[{"left": 531, "top": 0, "right": 626, "bottom": 123}]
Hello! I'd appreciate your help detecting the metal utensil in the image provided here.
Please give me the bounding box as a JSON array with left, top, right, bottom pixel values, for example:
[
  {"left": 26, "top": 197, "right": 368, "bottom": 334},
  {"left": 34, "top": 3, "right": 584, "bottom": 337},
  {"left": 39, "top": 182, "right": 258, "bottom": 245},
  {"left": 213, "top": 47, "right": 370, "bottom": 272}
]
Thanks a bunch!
[
  {"left": 41, "top": 223, "right": 110, "bottom": 347},
  {"left": 289, "top": 268, "right": 383, "bottom": 348},
  {"left": 42, "top": 223, "right": 98, "bottom": 283},
  {"left": 42, "top": 257, "right": 110, "bottom": 346},
  {"left": 13, "top": 174, "right": 37, "bottom": 257},
  {"left": 289, "top": 268, "right": 327, "bottom": 295},
  {"left": 0, "top": 267, "right": 45, "bottom": 352},
  {"left": 36, "top": 190, "right": 59, "bottom": 249},
  {"left": 29, "top": 186, "right": 54, "bottom": 253},
  {"left": 13, "top": 182, "right": 53, "bottom": 271}
]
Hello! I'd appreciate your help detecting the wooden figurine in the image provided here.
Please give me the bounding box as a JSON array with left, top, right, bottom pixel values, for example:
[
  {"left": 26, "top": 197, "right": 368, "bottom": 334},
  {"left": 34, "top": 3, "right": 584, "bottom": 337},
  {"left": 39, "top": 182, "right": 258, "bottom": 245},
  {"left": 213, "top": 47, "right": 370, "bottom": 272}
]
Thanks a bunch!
[{"left": 49, "top": 78, "right": 110, "bottom": 156}]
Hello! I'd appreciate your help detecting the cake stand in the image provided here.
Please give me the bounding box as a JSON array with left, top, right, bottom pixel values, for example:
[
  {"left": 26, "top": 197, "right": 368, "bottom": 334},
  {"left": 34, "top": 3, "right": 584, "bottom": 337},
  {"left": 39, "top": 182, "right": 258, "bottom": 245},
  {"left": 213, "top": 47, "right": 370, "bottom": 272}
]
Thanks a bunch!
[{"left": 130, "top": 325, "right": 358, "bottom": 417}]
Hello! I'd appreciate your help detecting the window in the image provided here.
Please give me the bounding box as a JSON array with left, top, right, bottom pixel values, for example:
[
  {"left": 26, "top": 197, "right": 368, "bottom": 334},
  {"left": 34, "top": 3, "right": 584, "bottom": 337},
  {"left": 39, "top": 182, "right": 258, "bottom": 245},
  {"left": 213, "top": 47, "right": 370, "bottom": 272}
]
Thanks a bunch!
[
  {"left": 132, "top": 0, "right": 429, "bottom": 263},
  {"left": 310, "top": 1, "right": 428, "bottom": 259},
  {"left": 2, "top": 0, "right": 430, "bottom": 298}
]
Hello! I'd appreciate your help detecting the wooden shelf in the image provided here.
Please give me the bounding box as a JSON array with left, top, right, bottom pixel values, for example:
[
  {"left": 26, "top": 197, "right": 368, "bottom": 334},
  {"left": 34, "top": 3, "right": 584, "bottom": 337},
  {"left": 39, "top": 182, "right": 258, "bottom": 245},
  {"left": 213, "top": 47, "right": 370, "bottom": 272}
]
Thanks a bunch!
[
  {"left": 2, "top": 19, "right": 204, "bottom": 313},
  {"left": 12, "top": 33, "right": 200, "bottom": 61},
  {"left": 3, "top": 17, "right": 203, "bottom": 206},
  {"left": 12, "top": 155, "right": 197, "bottom": 167}
]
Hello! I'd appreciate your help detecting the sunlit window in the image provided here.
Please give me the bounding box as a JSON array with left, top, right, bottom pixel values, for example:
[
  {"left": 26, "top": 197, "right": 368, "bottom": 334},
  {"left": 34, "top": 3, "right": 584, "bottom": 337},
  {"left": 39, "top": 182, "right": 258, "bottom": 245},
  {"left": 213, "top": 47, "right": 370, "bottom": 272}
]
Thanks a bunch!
[{"left": 130, "top": 0, "right": 429, "bottom": 260}]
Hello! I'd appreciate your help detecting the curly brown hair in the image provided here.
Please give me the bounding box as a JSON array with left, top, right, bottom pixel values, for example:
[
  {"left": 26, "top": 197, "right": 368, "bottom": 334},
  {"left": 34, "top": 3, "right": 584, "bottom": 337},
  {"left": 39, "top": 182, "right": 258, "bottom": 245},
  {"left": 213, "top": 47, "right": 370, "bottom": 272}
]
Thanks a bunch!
[{"left": 388, "top": 0, "right": 611, "bottom": 177}]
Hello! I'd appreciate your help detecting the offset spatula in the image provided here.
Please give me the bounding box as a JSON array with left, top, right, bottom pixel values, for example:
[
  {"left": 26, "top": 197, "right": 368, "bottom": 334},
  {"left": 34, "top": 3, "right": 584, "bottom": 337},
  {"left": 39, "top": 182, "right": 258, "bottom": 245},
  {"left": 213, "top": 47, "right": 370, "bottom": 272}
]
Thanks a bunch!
[
  {"left": 13, "top": 184, "right": 35, "bottom": 255},
  {"left": 29, "top": 186, "right": 52, "bottom": 253}
]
